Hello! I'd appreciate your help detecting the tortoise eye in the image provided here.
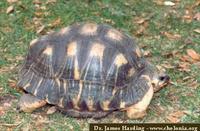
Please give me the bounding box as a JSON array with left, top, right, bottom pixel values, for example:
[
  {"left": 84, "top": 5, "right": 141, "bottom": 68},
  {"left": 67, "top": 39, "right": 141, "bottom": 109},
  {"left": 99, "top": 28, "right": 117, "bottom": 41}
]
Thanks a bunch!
[
  {"left": 159, "top": 75, "right": 170, "bottom": 82},
  {"left": 159, "top": 76, "right": 165, "bottom": 81}
]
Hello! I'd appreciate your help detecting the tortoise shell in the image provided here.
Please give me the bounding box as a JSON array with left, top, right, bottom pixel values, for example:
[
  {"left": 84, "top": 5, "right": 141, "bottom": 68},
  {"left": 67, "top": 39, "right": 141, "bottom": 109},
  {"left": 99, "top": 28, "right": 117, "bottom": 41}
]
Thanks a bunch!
[{"left": 18, "top": 23, "right": 150, "bottom": 112}]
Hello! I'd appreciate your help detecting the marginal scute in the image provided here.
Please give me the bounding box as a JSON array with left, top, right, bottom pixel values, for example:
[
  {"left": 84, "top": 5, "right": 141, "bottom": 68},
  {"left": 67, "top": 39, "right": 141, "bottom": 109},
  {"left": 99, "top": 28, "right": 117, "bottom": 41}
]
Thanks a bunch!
[
  {"left": 58, "top": 97, "right": 64, "bottom": 108},
  {"left": 106, "top": 29, "right": 123, "bottom": 41},
  {"left": 59, "top": 27, "right": 70, "bottom": 35},
  {"left": 102, "top": 100, "right": 110, "bottom": 110},
  {"left": 80, "top": 23, "right": 98, "bottom": 35},
  {"left": 23, "top": 83, "right": 31, "bottom": 90},
  {"left": 135, "top": 47, "right": 142, "bottom": 57},
  {"left": 72, "top": 81, "right": 83, "bottom": 110},
  {"left": 89, "top": 42, "right": 105, "bottom": 59},
  {"left": 87, "top": 98, "right": 95, "bottom": 111},
  {"left": 43, "top": 46, "right": 53, "bottom": 56},
  {"left": 45, "top": 95, "right": 50, "bottom": 104},
  {"left": 30, "top": 38, "right": 38, "bottom": 46},
  {"left": 67, "top": 41, "right": 77, "bottom": 56},
  {"left": 77, "top": 81, "right": 83, "bottom": 101},
  {"left": 120, "top": 101, "right": 126, "bottom": 108},
  {"left": 72, "top": 98, "right": 80, "bottom": 110},
  {"left": 114, "top": 53, "right": 128, "bottom": 67}
]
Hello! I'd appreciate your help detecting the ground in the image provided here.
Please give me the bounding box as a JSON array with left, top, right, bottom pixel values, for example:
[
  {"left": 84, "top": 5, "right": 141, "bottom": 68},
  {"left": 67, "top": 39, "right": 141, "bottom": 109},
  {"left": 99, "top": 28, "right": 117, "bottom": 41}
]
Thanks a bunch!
[{"left": 0, "top": 0, "right": 200, "bottom": 130}]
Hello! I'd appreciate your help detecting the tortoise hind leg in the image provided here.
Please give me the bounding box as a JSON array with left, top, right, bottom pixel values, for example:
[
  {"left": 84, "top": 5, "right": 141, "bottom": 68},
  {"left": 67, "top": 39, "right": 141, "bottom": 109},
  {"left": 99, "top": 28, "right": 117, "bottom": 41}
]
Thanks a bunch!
[
  {"left": 60, "top": 109, "right": 110, "bottom": 119},
  {"left": 17, "top": 94, "right": 47, "bottom": 113}
]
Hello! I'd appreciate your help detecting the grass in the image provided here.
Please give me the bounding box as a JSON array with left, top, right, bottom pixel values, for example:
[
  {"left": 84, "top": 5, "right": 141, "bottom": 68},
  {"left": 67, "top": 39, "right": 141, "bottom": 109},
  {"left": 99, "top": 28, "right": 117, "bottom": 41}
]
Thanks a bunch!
[{"left": 0, "top": 0, "right": 200, "bottom": 130}]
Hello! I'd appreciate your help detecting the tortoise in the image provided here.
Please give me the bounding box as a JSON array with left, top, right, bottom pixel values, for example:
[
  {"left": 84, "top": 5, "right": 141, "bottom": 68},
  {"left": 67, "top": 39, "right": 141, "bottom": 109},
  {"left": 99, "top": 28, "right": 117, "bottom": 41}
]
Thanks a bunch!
[{"left": 17, "top": 22, "right": 170, "bottom": 119}]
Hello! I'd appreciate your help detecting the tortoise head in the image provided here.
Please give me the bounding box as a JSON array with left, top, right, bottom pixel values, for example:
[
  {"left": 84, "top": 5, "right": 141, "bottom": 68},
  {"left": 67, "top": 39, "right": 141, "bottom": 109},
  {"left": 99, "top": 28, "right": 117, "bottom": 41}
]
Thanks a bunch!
[
  {"left": 151, "top": 73, "right": 170, "bottom": 92},
  {"left": 143, "top": 61, "right": 170, "bottom": 92}
]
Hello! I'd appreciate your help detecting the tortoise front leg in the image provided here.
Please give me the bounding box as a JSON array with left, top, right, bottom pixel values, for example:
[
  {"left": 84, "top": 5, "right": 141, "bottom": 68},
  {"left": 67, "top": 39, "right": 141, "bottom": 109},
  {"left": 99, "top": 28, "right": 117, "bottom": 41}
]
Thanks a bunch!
[
  {"left": 17, "top": 94, "right": 47, "bottom": 113},
  {"left": 126, "top": 86, "right": 153, "bottom": 119}
]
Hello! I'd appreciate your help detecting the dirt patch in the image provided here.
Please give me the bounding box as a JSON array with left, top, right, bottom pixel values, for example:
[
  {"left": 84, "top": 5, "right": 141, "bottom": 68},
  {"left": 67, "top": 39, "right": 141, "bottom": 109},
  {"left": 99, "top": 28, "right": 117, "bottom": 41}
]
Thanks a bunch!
[{"left": 0, "top": 94, "right": 17, "bottom": 116}]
